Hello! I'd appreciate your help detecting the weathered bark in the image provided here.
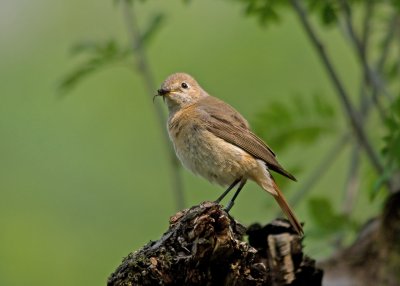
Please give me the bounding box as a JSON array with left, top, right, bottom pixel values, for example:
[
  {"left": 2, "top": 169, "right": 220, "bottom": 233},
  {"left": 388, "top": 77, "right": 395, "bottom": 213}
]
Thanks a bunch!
[
  {"left": 320, "top": 191, "right": 400, "bottom": 286},
  {"left": 108, "top": 201, "right": 322, "bottom": 285}
]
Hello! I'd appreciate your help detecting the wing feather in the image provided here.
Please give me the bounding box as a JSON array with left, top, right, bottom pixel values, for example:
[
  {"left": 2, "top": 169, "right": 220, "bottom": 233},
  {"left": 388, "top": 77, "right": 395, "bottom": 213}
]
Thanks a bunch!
[{"left": 196, "top": 96, "right": 296, "bottom": 181}]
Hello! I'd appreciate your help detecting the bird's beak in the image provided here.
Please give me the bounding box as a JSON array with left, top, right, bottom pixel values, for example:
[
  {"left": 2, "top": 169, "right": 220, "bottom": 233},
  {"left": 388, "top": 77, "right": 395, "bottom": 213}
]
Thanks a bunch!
[{"left": 153, "top": 88, "right": 170, "bottom": 103}]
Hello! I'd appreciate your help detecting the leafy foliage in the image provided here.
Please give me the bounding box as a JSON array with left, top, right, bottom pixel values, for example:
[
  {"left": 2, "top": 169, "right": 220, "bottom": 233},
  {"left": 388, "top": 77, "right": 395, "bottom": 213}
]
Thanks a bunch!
[
  {"left": 376, "top": 95, "right": 400, "bottom": 191},
  {"left": 59, "top": 9, "right": 164, "bottom": 95},
  {"left": 382, "top": 97, "right": 400, "bottom": 165},
  {"left": 58, "top": 40, "right": 130, "bottom": 94},
  {"left": 236, "top": 0, "right": 289, "bottom": 26},
  {"left": 253, "top": 94, "right": 337, "bottom": 152},
  {"left": 307, "top": 0, "right": 340, "bottom": 26},
  {"left": 391, "top": 0, "right": 400, "bottom": 11},
  {"left": 308, "top": 197, "right": 359, "bottom": 235},
  {"left": 234, "top": 0, "right": 346, "bottom": 27}
]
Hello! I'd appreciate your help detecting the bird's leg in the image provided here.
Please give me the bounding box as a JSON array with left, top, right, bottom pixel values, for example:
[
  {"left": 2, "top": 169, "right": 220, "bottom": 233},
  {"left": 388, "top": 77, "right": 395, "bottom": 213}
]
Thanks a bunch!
[
  {"left": 215, "top": 178, "right": 241, "bottom": 204},
  {"left": 224, "top": 179, "right": 247, "bottom": 212}
]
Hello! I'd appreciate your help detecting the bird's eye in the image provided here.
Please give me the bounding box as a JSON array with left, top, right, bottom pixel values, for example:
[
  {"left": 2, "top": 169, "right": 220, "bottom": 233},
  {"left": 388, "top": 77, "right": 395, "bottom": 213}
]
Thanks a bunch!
[{"left": 181, "top": 82, "right": 189, "bottom": 89}]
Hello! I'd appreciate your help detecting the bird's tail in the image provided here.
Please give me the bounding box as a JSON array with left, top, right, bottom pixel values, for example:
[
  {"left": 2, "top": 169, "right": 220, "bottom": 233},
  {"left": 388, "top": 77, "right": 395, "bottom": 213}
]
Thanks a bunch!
[{"left": 269, "top": 179, "right": 304, "bottom": 236}]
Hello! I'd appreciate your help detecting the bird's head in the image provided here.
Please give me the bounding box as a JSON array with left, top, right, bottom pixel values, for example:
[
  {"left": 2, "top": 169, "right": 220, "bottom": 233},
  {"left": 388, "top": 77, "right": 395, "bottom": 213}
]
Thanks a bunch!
[{"left": 155, "top": 73, "right": 207, "bottom": 112}]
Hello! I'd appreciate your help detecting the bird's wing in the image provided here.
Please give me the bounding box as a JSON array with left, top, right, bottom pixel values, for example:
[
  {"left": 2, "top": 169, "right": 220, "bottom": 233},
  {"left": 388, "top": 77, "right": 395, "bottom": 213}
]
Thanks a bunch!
[
  {"left": 196, "top": 96, "right": 250, "bottom": 129},
  {"left": 196, "top": 96, "right": 296, "bottom": 181}
]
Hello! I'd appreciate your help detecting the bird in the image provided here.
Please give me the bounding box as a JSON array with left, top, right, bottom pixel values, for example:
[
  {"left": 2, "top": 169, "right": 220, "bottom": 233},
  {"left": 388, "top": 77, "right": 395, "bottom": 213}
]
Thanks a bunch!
[{"left": 155, "top": 72, "right": 303, "bottom": 236}]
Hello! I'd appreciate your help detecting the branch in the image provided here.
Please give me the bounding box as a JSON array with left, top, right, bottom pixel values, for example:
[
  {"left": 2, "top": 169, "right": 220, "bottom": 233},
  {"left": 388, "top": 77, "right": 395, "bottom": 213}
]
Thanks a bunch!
[
  {"left": 368, "top": 13, "right": 399, "bottom": 122},
  {"left": 339, "top": 0, "right": 392, "bottom": 123},
  {"left": 359, "top": 0, "right": 374, "bottom": 59},
  {"left": 108, "top": 202, "right": 323, "bottom": 285},
  {"left": 121, "top": 1, "right": 185, "bottom": 210},
  {"left": 338, "top": 1, "right": 392, "bottom": 220},
  {"left": 342, "top": 145, "right": 360, "bottom": 216},
  {"left": 290, "top": 0, "right": 384, "bottom": 174},
  {"left": 357, "top": 13, "right": 398, "bottom": 128},
  {"left": 338, "top": 3, "right": 374, "bottom": 217},
  {"left": 339, "top": 0, "right": 393, "bottom": 102}
]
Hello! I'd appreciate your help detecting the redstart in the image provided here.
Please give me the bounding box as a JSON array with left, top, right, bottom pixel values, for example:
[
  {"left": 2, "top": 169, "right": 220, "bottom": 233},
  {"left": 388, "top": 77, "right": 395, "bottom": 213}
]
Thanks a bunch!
[{"left": 155, "top": 73, "right": 303, "bottom": 236}]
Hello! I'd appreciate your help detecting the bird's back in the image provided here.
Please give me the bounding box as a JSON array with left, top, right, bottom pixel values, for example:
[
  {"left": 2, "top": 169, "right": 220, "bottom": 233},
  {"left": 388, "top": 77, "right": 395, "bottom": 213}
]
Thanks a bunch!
[{"left": 195, "top": 96, "right": 250, "bottom": 130}]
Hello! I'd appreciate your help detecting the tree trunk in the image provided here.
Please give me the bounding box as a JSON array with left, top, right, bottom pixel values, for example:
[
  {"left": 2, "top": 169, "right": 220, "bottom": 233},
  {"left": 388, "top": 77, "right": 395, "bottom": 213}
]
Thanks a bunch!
[
  {"left": 107, "top": 201, "right": 322, "bottom": 286},
  {"left": 319, "top": 191, "right": 400, "bottom": 286}
]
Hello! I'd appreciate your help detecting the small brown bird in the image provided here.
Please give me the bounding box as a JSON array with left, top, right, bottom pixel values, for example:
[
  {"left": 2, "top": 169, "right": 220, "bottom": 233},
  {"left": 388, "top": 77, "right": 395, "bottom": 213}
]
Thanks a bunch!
[{"left": 156, "top": 73, "right": 303, "bottom": 236}]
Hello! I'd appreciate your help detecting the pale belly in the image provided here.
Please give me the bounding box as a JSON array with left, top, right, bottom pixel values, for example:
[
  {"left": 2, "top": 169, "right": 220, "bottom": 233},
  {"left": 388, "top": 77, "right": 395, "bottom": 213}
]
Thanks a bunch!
[{"left": 168, "top": 124, "right": 259, "bottom": 187}]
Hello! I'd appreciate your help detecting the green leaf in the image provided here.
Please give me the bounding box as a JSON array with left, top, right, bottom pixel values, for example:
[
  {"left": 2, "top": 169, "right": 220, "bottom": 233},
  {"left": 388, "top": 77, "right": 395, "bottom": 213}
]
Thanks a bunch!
[
  {"left": 70, "top": 41, "right": 102, "bottom": 56},
  {"left": 384, "top": 61, "right": 400, "bottom": 81},
  {"left": 370, "top": 166, "right": 394, "bottom": 200},
  {"left": 57, "top": 64, "right": 96, "bottom": 94},
  {"left": 253, "top": 93, "right": 337, "bottom": 152},
  {"left": 307, "top": 0, "right": 339, "bottom": 27},
  {"left": 58, "top": 40, "right": 131, "bottom": 94},
  {"left": 321, "top": 3, "right": 338, "bottom": 25},
  {"left": 382, "top": 95, "right": 400, "bottom": 164},
  {"left": 391, "top": 0, "right": 400, "bottom": 11},
  {"left": 237, "top": 0, "right": 289, "bottom": 26},
  {"left": 374, "top": 94, "right": 400, "bottom": 194},
  {"left": 308, "top": 197, "right": 357, "bottom": 235}
]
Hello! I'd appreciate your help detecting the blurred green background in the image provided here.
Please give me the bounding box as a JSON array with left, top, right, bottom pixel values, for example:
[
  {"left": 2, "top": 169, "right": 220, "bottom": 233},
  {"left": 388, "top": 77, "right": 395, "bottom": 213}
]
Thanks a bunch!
[{"left": 0, "top": 1, "right": 385, "bottom": 285}]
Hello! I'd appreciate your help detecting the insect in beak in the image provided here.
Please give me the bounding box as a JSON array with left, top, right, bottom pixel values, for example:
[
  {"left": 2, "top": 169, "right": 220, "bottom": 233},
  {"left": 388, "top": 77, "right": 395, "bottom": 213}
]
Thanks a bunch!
[
  {"left": 153, "top": 88, "right": 169, "bottom": 103},
  {"left": 157, "top": 88, "right": 169, "bottom": 95},
  {"left": 152, "top": 94, "right": 158, "bottom": 103}
]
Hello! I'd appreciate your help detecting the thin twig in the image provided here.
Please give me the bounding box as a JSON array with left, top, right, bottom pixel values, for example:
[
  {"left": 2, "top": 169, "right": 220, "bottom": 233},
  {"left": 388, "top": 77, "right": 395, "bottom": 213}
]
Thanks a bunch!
[
  {"left": 334, "top": 139, "right": 361, "bottom": 249},
  {"left": 397, "top": 21, "right": 400, "bottom": 81},
  {"left": 340, "top": 1, "right": 376, "bottom": 218},
  {"left": 290, "top": 0, "right": 384, "bottom": 174},
  {"left": 342, "top": 142, "right": 360, "bottom": 216},
  {"left": 339, "top": 2, "right": 373, "bottom": 218},
  {"left": 371, "top": 14, "right": 399, "bottom": 120},
  {"left": 358, "top": 13, "right": 398, "bottom": 123},
  {"left": 360, "top": 0, "right": 374, "bottom": 59},
  {"left": 339, "top": 0, "right": 392, "bottom": 102},
  {"left": 358, "top": 2, "right": 373, "bottom": 117},
  {"left": 339, "top": 0, "right": 388, "bottom": 122},
  {"left": 121, "top": 0, "right": 185, "bottom": 210},
  {"left": 344, "top": 13, "right": 399, "bottom": 204},
  {"left": 340, "top": 92, "right": 364, "bottom": 219},
  {"left": 377, "top": 15, "right": 398, "bottom": 73}
]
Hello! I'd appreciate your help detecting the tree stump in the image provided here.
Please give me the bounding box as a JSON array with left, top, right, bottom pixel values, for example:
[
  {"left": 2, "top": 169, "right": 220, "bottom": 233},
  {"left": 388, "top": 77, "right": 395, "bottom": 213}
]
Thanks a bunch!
[
  {"left": 319, "top": 191, "right": 400, "bottom": 286},
  {"left": 108, "top": 201, "right": 322, "bottom": 285}
]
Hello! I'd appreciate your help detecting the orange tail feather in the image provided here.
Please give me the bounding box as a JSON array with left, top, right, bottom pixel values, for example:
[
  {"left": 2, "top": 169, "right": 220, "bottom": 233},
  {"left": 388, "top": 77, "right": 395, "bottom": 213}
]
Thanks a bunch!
[{"left": 271, "top": 180, "right": 304, "bottom": 236}]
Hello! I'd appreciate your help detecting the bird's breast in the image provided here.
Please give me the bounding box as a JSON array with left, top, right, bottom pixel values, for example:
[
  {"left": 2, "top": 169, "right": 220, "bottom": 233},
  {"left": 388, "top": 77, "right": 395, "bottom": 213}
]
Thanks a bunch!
[{"left": 168, "top": 110, "right": 258, "bottom": 186}]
